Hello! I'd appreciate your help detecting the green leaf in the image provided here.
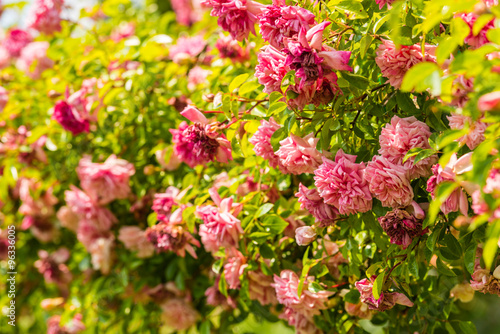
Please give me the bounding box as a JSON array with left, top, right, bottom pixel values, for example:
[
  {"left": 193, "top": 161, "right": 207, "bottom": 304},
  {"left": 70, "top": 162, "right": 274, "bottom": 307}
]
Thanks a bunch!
[
  {"left": 333, "top": 0, "right": 369, "bottom": 19},
  {"left": 483, "top": 236, "right": 498, "bottom": 270},
  {"left": 268, "top": 101, "right": 287, "bottom": 116},
  {"left": 359, "top": 35, "right": 374, "bottom": 59},
  {"left": 259, "top": 243, "right": 275, "bottom": 259},
  {"left": 255, "top": 203, "right": 274, "bottom": 218},
  {"left": 372, "top": 273, "right": 385, "bottom": 301},
  {"left": 270, "top": 127, "right": 287, "bottom": 151},
  {"left": 342, "top": 72, "right": 369, "bottom": 90},
  {"left": 200, "top": 320, "right": 211, "bottom": 334},
  {"left": 464, "top": 243, "right": 477, "bottom": 274},
  {"left": 344, "top": 289, "right": 361, "bottom": 304},
  {"left": 298, "top": 247, "right": 311, "bottom": 297},
  {"left": 366, "top": 262, "right": 383, "bottom": 277},
  {"left": 400, "top": 62, "right": 441, "bottom": 93},
  {"left": 239, "top": 81, "right": 262, "bottom": 96},
  {"left": 229, "top": 73, "right": 249, "bottom": 92},
  {"left": 262, "top": 214, "right": 289, "bottom": 234},
  {"left": 436, "top": 257, "right": 457, "bottom": 276}
]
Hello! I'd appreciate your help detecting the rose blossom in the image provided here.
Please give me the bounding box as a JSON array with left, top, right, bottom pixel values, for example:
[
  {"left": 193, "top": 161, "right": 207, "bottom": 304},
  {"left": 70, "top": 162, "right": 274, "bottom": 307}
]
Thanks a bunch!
[
  {"left": 77, "top": 155, "right": 135, "bottom": 205},
  {"left": 171, "top": 0, "right": 202, "bottom": 26},
  {"left": 470, "top": 248, "right": 500, "bottom": 296},
  {"left": 16, "top": 41, "right": 54, "bottom": 79},
  {"left": 457, "top": 12, "right": 494, "bottom": 49},
  {"left": 272, "top": 270, "right": 332, "bottom": 318},
  {"left": 375, "top": 39, "right": 436, "bottom": 88},
  {"left": 196, "top": 188, "right": 243, "bottom": 248},
  {"left": 152, "top": 186, "right": 181, "bottom": 221},
  {"left": 447, "top": 113, "right": 488, "bottom": 150},
  {"left": 223, "top": 250, "right": 247, "bottom": 289},
  {"left": 426, "top": 153, "right": 471, "bottom": 216},
  {"left": 248, "top": 270, "right": 278, "bottom": 305},
  {"left": 355, "top": 277, "right": 414, "bottom": 311},
  {"left": 378, "top": 116, "right": 437, "bottom": 179},
  {"left": 0, "top": 86, "right": 8, "bottom": 111},
  {"left": 375, "top": 0, "right": 396, "bottom": 9},
  {"left": 62, "top": 186, "right": 117, "bottom": 231},
  {"left": 378, "top": 204, "right": 426, "bottom": 249},
  {"left": 345, "top": 301, "right": 373, "bottom": 319},
  {"left": 295, "top": 183, "right": 338, "bottom": 226},
  {"left": 478, "top": 91, "right": 500, "bottom": 112},
  {"left": 255, "top": 45, "right": 288, "bottom": 94},
  {"left": 295, "top": 226, "right": 317, "bottom": 246},
  {"left": 110, "top": 22, "right": 135, "bottom": 42},
  {"left": 215, "top": 33, "right": 250, "bottom": 62},
  {"left": 275, "top": 133, "right": 324, "bottom": 175},
  {"left": 314, "top": 150, "right": 372, "bottom": 215},
  {"left": 53, "top": 100, "right": 90, "bottom": 135},
  {"left": 27, "top": 0, "right": 64, "bottom": 35},
  {"left": 201, "top": 0, "right": 265, "bottom": 41},
  {"left": 3, "top": 29, "right": 32, "bottom": 57},
  {"left": 169, "top": 35, "right": 208, "bottom": 64},
  {"left": 89, "top": 236, "right": 114, "bottom": 274},
  {"left": 170, "top": 106, "right": 232, "bottom": 168},
  {"left": 34, "top": 248, "right": 72, "bottom": 286},
  {"left": 145, "top": 208, "right": 200, "bottom": 258},
  {"left": 118, "top": 226, "right": 155, "bottom": 258},
  {"left": 258, "top": 0, "right": 316, "bottom": 49},
  {"left": 187, "top": 66, "right": 210, "bottom": 89},
  {"left": 47, "top": 314, "right": 85, "bottom": 334},
  {"left": 249, "top": 117, "right": 281, "bottom": 168},
  {"left": 160, "top": 298, "right": 199, "bottom": 331},
  {"left": 364, "top": 155, "right": 414, "bottom": 208}
]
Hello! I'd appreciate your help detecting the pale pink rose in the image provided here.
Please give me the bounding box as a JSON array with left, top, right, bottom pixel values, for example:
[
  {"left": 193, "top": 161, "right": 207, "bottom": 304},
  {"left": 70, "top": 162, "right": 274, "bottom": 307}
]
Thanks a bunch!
[
  {"left": 0, "top": 46, "right": 11, "bottom": 69},
  {"left": 450, "top": 283, "right": 475, "bottom": 303},
  {"left": 378, "top": 116, "right": 437, "bottom": 179},
  {"left": 187, "top": 66, "right": 210, "bottom": 89},
  {"left": 355, "top": 277, "right": 413, "bottom": 311},
  {"left": 375, "top": 39, "right": 436, "bottom": 88},
  {"left": 16, "top": 41, "right": 54, "bottom": 79},
  {"left": 279, "top": 307, "right": 321, "bottom": 334},
  {"left": 34, "top": 248, "right": 72, "bottom": 286},
  {"left": 152, "top": 186, "right": 180, "bottom": 221},
  {"left": 63, "top": 186, "right": 117, "bottom": 230},
  {"left": 196, "top": 188, "right": 243, "bottom": 248},
  {"left": 470, "top": 248, "right": 500, "bottom": 296},
  {"left": 447, "top": 113, "right": 488, "bottom": 150},
  {"left": 198, "top": 224, "right": 221, "bottom": 253},
  {"left": 248, "top": 270, "right": 278, "bottom": 305},
  {"left": 89, "top": 236, "right": 114, "bottom": 275},
  {"left": 145, "top": 208, "right": 200, "bottom": 258},
  {"left": 364, "top": 155, "right": 414, "bottom": 208},
  {"left": 457, "top": 12, "right": 494, "bottom": 49},
  {"left": 77, "top": 155, "right": 135, "bottom": 205},
  {"left": 272, "top": 270, "right": 332, "bottom": 319},
  {"left": 0, "top": 86, "right": 8, "bottom": 111},
  {"left": 275, "top": 133, "right": 324, "bottom": 175},
  {"left": 155, "top": 147, "right": 181, "bottom": 171},
  {"left": 202, "top": 0, "right": 265, "bottom": 41},
  {"left": 67, "top": 77, "right": 103, "bottom": 119},
  {"left": 47, "top": 314, "right": 85, "bottom": 334},
  {"left": 171, "top": 0, "right": 202, "bottom": 26},
  {"left": 160, "top": 299, "right": 199, "bottom": 331},
  {"left": 478, "top": 91, "right": 500, "bottom": 112},
  {"left": 426, "top": 153, "right": 471, "bottom": 215},
  {"left": 295, "top": 226, "right": 317, "bottom": 246},
  {"left": 110, "top": 22, "right": 135, "bottom": 42},
  {"left": 315, "top": 237, "right": 348, "bottom": 278},
  {"left": 259, "top": 1, "right": 316, "bottom": 49},
  {"left": 18, "top": 178, "right": 57, "bottom": 219},
  {"left": 345, "top": 301, "right": 373, "bottom": 319},
  {"left": 314, "top": 150, "right": 372, "bottom": 215},
  {"left": 485, "top": 169, "right": 500, "bottom": 196},
  {"left": 3, "top": 29, "right": 32, "bottom": 57},
  {"left": 378, "top": 206, "right": 426, "bottom": 249},
  {"left": 223, "top": 250, "right": 247, "bottom": 289},
  {"left": 284, "top": 214, "right": 305, "bottom": 239},
  {"left": 56, "top": 206, "right": 80, "bottom": 231},
  {"left": 295, "top": 183, "right": 338, "bottom": 226},
  {"left": 27, "top": 0, "right": 64, "bottom": 35},
  {"left": 249, "top": 117, "right": 281, "bottom": 168},
  {"left": 215, "top": 33, "right": 250, "bottom": 62},
  {"left": 118, "top": 226, "right": 155, "bottom": 258},
  {"left": 169, "top": 35, "right": 208, "bottom": 64}
]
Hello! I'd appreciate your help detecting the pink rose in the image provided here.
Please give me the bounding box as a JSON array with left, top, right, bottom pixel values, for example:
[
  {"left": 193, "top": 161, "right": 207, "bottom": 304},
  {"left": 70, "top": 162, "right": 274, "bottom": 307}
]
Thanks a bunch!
[
  {"left": 364, "top": 155, "right": 414, "bottom": 208},
  {"left": 16, "top": 41, "right": 54, "bottom": 79},
  {"left": 447, "top": 113, "right": 488, "bottom": 150},
  {"left": 295, "top": 226, "right": 317, "bottom": 246},
  {"left": 27, "top": 0, "right": 64, "bottom": 35},
  {"left": 249, "top": 117, "right": 282, "bottom": 168},
  {"left": 275, "top": 133, "right": 324, "bottom": 175},
  {"left": 314, "top": 150, "right": 372, "bottom": 215},
  {"left": 478, "top": 91, "right": 500, "bottom": 112},
  {"left": 118, "top": 226, "right": 155, "bottom": 258},
  {"left": 295, "top": 183, "right": 338, "bottom": 226}
]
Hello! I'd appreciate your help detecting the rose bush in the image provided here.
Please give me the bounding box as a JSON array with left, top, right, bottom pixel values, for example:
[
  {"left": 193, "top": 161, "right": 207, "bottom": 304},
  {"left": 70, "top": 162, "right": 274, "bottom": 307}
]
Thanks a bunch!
[{"left": 1, "top": 0, "right": 500, "bottom": 333}]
